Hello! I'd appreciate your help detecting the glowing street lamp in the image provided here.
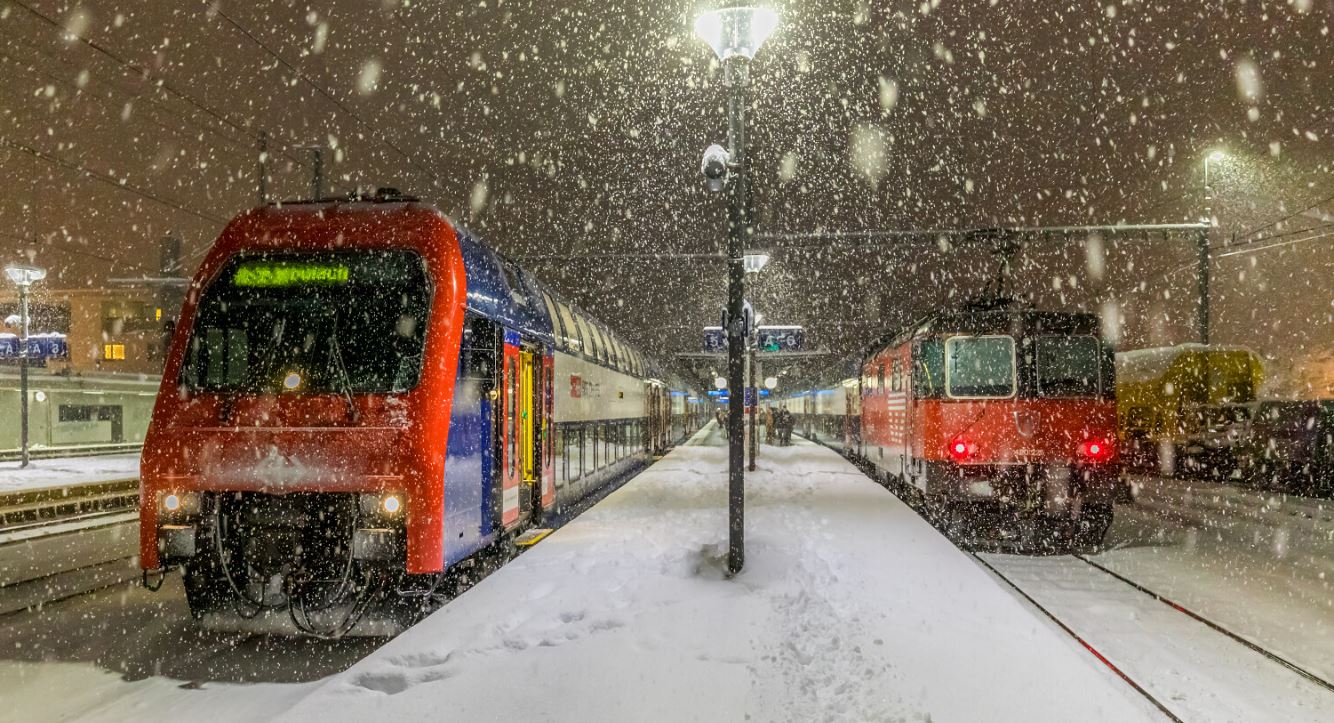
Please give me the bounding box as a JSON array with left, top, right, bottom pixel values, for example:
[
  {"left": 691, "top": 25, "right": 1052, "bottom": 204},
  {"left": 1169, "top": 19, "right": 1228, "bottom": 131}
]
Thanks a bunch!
[
  {"left": 5, "top": 263, "right": 47, "bottom": 468},
  {"left": 742, "top": 252, "right": 770, "bottom": 273},
  {"left": 694, "top": 4, "right": 780, "bottom": 576},
  {"left": 693, "top": 6, "right": 779, "bottom": 62}
]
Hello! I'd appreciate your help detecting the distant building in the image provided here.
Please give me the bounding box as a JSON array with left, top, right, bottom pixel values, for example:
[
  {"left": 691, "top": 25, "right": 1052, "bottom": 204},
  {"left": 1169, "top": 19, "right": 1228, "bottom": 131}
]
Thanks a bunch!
[{"left": 0, "top": 286, "right": 171, "bottom": 377}]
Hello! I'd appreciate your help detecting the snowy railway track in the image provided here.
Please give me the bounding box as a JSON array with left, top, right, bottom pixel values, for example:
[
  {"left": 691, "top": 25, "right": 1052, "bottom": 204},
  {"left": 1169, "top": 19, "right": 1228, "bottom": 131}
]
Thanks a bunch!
[
  {"left": 973, "top": 551, "right": 1334, "bottom": 722},
  {"left": 827, "top": 445, "right": 1334, "bottom": 720},
  {"left": 1070, "top": 553, "right": 1334, "bottom": 696},
  {"left": 0, "top": 480, "right": 141, "bottom": 614},
  {"left": 969, "top": 552, "right": 1186, "bottom": 723}
]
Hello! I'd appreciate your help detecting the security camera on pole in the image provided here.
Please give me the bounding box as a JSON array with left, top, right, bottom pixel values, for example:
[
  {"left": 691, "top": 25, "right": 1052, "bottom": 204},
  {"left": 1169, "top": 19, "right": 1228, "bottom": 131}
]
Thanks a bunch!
[{"left": 694, "top": 4, "right": 779, "bottom": 576}]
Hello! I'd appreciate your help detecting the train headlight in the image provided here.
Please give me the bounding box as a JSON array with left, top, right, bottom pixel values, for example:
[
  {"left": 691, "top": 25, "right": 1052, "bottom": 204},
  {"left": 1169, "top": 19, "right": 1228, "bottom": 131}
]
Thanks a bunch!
[
  {"left": 360, "top": 492, "right": 405, "bottom": 518},
  {"left": 282, "top": 370, "right": 303, "bottom": 391},
  {"left": 158, "top": 491, "right": 201, "bottom": 520}
]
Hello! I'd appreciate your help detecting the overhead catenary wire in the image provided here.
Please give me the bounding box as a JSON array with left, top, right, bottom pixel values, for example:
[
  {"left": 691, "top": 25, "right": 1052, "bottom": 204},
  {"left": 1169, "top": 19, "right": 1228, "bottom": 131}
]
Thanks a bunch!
[
  {"left": 0, "top": 137, "right": 228, "bottom": 225},
  {"left": 0, "top": 39, "right": 297, "bottom": 166},
  {"left": 1235, "top": 187, "right": 1334, "bottom": 243},
  {"left": 3, "top": 0, "right": 284, "bottom": 156},
  {"left": 212, "top": 7, "right": 448, "bottom": 194}
]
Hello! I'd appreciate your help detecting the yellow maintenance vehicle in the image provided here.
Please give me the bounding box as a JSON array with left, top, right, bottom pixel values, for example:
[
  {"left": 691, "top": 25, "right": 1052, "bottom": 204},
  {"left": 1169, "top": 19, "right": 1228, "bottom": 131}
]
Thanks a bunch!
[{"left": 1116, "top": 344, "right": 1265, "bottom": 476}]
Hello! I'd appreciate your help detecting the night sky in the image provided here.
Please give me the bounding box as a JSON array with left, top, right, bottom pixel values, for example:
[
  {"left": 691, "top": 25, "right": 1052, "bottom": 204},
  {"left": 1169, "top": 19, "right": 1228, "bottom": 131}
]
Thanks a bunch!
[{"left": 1, "top": 0, "right": 1331, "bottom": 387}]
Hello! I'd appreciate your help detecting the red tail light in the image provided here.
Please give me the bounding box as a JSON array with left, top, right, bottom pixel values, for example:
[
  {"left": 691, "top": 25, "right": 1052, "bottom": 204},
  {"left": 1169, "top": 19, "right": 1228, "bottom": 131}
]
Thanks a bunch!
[
  {"left": 1078, "top": 438, "right": 1113, "bottom": 463},
  {"left": 947, "top": 437, "right": 975, "bottom": 463}
]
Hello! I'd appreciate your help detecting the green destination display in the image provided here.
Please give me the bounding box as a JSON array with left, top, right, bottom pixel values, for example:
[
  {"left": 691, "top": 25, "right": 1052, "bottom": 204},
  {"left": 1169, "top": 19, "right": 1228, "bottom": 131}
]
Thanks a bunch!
[{"left": 233, "top": 262, "right": 350, "bottom": 287}]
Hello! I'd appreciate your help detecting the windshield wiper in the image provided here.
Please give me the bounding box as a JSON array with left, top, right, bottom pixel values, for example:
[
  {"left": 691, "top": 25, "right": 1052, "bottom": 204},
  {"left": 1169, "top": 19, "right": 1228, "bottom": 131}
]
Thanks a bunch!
[
  {"left": 222, "top": 317, "right": 286, "bottom": 424},
  {"left": 326, "top": 317, "right": 360, "bottom": 423}
]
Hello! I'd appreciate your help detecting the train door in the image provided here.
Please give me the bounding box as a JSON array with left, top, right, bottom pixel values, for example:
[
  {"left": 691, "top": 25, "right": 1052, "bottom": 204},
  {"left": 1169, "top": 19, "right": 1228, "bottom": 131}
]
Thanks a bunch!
[
  {"left": 519, "top": 347, "right": 537, "bottom": 521},
  {"left": 897, "top": 349, "right": 911, "bottom": 479},
  {"left": 500, "top": 330, "right": 542, "bottom": 531},
  {"left": 500, "top": 333, "right": 522, "bottom": 529},
  {"left": 844, "top": 385, "right": 856, "bottom": 449},
  {"left": 645, "top": 382, "right": 660, "bottom": 454},
  {"left": 540, "top": 351, "right": 555, "bottom": 511}
]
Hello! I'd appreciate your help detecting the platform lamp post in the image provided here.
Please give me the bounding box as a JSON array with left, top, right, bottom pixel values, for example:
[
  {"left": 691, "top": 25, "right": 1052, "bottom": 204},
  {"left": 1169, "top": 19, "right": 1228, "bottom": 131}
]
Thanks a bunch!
[
  {"left": 5, "top": 263, "right": 46, "bottom": 468},
  {"left": 695, "top": 4, "right": 779, "bottom": 576},
  {"left": 1199, "top": 150, "right": 1226, "bottom": 344}
]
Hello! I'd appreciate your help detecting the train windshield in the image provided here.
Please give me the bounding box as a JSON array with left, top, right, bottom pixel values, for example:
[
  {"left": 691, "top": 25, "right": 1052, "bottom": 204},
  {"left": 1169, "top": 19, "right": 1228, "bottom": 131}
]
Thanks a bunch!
[
  {"left": 1035, "top": 335, "right": 1101, "bottom": 397},
  {"left": 182, "top": 250, "right": 431, "bottom": 394},
  {"left": 944, "top": 335, "right": 1015, "bottom": 398}
]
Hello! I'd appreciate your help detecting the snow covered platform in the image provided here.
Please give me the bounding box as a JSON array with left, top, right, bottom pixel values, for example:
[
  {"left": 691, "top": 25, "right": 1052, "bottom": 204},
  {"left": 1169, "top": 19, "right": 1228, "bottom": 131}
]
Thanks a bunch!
[
  {"left": 278, "top": 431, "right": 1160, "bottom": 722},
  {"left": 0, "top": 453, "right": 139, "bottom": 495}
]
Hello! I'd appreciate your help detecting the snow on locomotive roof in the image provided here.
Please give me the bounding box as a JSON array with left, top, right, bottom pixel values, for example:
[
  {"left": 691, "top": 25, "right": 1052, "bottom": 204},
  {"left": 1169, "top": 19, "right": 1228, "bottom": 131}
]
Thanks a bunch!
[{"left": 1115, "top": 343, "right": 1259, "bottom": 383}]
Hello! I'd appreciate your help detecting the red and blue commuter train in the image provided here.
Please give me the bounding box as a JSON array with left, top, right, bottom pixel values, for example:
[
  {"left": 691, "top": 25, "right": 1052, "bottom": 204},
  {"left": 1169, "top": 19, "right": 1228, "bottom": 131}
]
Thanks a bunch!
[
  {"left": 140, "top": 191, "right": 700, "bottom": 635},
  {"left": 791, "top": 306, "right": 1120, "bottom": 547}
]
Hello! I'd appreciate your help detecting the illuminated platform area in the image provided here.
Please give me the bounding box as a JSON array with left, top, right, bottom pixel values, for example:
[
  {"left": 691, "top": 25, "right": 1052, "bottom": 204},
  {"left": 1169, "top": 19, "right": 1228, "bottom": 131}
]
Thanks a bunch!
[
  {"left": 273, "top": 431, "right": 1160, "bottom": 722},
  {"left": 0, "top": 453, "right": 139, "bottom": 494}
]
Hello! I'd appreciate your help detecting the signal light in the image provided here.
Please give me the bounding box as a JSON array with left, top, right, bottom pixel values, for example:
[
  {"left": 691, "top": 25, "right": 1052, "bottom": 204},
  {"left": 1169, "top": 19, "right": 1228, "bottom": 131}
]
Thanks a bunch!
[
  {"left": 947, "top": 437, "right": 975, "bottom": 463},
  {"left": 1079, "top": 439, "right": 1113, "bottom": 463}
]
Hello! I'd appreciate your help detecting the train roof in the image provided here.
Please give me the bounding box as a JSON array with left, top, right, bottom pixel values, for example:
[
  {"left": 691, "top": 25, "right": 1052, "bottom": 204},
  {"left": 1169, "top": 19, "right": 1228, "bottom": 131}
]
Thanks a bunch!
[
  {"left": 453, "top": 228, "right": 556, "bottom": 346},
  {"left": 238, "top": 197, "right": 686, "bottom": 386},
  {"left": 861, "top": 307, "right": 1103, "bottom": 360}
]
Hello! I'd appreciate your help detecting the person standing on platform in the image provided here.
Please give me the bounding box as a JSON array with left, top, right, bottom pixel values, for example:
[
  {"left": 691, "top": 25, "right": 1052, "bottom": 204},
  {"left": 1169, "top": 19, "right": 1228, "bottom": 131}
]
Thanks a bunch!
[{"left": 764, "top": 405, "right": 775, "bottom": 445}]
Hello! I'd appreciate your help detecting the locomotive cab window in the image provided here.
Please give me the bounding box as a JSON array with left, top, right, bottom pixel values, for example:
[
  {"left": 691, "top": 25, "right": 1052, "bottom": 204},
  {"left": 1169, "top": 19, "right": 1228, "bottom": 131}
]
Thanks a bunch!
[
  {"left": 1035, "top": 335, "right": 1100, "bottom": 397},
  {"left": 182, "top": 250, "right": 431, "bottom": 395},
  {"left": 944, "top": 335, "right": 1016, "bottom": 398},
  {"left": 914, "top": 337, "right": 944, "bottom": 397}
]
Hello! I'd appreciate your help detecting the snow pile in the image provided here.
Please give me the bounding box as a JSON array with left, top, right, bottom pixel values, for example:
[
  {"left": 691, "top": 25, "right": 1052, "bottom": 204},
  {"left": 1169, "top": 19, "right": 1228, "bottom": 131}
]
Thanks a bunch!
[
  {"left": 280, "top": 436, "right": 1158, "bottom": 722},
  {"left": 0, "top": 453, "right": 140, "bottom": 494}
]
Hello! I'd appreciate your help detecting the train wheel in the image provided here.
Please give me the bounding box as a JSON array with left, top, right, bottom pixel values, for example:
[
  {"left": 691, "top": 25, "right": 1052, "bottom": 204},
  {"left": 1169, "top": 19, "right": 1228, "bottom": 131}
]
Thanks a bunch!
[{"left": 1072, "top": 503, "right": 1113, "bottom": 549}]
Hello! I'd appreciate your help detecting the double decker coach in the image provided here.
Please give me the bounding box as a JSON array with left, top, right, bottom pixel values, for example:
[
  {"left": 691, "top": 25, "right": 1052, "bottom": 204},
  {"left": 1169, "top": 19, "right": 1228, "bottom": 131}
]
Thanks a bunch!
[{"left": 139, "top": 190, "right": 697, "bottom": 636}]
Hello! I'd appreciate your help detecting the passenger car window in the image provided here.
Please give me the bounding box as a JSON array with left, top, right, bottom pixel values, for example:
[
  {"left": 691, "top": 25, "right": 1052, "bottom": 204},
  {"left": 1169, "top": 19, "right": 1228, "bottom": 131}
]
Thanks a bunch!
[
  {"left": 541, "top": 292, "right": 567, "bottom": 350},
  {"left": 575, "top": 313, "right": 599, "bottom": 360},
  {"left": 557, "top": 302, "right": 583, "bottom": 353}
]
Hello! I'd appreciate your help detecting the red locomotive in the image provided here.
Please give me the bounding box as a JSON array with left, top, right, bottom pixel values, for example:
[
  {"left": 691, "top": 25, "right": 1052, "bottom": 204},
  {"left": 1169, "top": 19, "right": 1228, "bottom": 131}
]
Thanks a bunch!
[{"left": 838, "top": 304, "right": 1120, "bottom": 547}]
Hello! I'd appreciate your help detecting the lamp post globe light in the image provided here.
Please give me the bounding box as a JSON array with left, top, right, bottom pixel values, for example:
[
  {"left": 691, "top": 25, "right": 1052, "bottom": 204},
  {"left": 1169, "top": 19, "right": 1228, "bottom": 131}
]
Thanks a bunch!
[
  {"left": 694, "top": 4, "right": 779, "bottom": 575},
  {"left": 5, "top": 263, "right": 47, "bottom": 468}
]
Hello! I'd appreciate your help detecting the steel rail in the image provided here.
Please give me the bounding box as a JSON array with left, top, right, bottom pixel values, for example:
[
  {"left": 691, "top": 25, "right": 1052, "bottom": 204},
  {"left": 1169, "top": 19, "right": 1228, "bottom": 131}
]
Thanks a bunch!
[{"left": 1074, "top": 553, "right": 1334, "bottom": 696}]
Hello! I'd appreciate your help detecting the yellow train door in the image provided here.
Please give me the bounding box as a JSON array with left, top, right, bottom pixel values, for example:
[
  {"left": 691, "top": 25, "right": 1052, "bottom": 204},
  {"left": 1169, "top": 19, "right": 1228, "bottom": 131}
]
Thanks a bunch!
[{"left": 520, "top": 349, "right": 537, "bottom": 491}]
